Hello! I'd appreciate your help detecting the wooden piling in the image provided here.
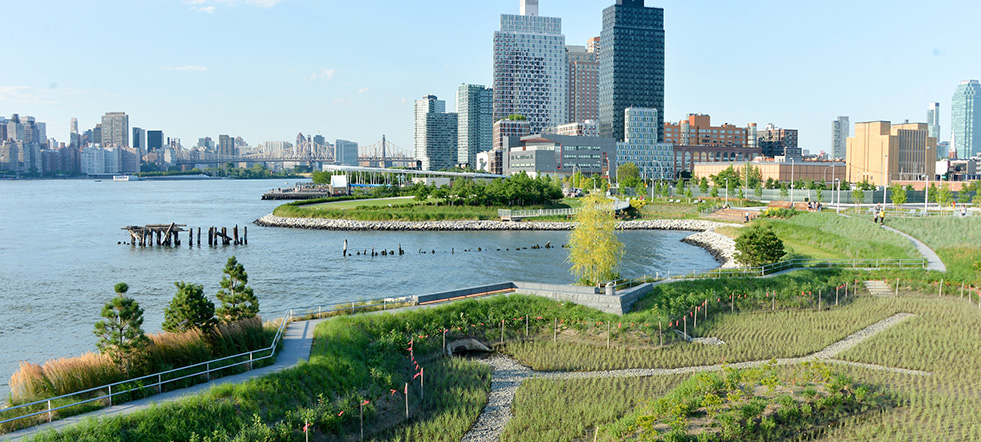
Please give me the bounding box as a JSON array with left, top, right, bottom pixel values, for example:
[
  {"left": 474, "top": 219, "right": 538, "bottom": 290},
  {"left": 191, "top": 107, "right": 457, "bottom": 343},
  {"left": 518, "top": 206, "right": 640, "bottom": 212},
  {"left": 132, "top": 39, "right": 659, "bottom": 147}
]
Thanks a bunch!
[
  {"left": 233, "top": 225, "right": 239, "bottom": 245},
  {"left": 197, "top": 227, "right": 201, "bottom": 246},
  {"left": 222, "top": 227, "right": 228, "bottom": 245},
  {"left": 243, "top": 226, "right": 247, "bottom": 245}
]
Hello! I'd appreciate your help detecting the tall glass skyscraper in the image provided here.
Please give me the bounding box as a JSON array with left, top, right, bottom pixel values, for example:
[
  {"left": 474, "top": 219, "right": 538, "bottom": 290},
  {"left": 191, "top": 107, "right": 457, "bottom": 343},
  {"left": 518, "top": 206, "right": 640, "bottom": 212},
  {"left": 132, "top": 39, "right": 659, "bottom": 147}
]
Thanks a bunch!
[
  {"left": 951, "top": 80, "right": 980, "bottom": 159},
  {"left": 598, "top": 0, "right": 665, "bottom": 143},
  {"left": 926, "top": 102, "right": 940, "bottom": 143},
  {"left": 456, "top": 84, "right": 493, "bottom": 167},
  {"left": 831, "top": 116, "right": 849, "bottom": 159},
  {"left": 493, "top": 0, "right": 568, "bottom": 134}
]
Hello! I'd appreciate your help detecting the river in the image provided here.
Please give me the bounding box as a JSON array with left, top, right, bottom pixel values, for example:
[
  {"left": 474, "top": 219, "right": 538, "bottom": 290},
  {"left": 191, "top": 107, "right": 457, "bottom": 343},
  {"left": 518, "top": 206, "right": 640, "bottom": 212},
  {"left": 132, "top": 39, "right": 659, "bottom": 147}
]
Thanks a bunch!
[{"left": 0, "top": 178, "right": 719, "bottom": 399}]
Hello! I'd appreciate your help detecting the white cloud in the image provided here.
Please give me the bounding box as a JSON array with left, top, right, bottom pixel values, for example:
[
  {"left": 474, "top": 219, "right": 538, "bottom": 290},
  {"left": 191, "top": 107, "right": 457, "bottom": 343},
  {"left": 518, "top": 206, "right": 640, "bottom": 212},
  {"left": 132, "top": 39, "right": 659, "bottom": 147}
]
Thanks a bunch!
[
  {"left": 186, "top": 0, "right": 283, "bottom": 13},
  {"left": 401, "top": 97, "right": 407, "bottom": 104},
  {"left": 193, "top": 6, "right": 216, "bottom": 13},
  {"left": 357, "top": 88, "right": 369, "bottom": 94},
  {"left": 183, "top": 0, "right": 207, "bottom": 4},
  {"left": 163, "top": 65, "right": 208, "bottom": 71},
  {"left": 0, "top": 85, "right": 84, "bottom": 105},
  {"left": 304, "top": 67, "right": 335, "bottom": 82}
]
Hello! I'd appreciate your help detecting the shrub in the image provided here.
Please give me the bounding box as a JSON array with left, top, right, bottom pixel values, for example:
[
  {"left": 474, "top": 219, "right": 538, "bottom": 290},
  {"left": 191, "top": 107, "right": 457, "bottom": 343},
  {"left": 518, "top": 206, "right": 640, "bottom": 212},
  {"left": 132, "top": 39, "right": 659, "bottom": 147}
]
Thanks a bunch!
[{"left": 734, "top": 224, "right": 786, "bottom": 266}]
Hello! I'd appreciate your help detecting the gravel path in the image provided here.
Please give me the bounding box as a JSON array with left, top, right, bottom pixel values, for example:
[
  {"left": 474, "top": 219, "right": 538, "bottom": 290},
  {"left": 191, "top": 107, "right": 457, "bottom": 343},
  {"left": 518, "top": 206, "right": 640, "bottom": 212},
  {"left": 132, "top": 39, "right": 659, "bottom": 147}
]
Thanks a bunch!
[{"left": 460, "top": 313, "right": 924, "bottom": 442}]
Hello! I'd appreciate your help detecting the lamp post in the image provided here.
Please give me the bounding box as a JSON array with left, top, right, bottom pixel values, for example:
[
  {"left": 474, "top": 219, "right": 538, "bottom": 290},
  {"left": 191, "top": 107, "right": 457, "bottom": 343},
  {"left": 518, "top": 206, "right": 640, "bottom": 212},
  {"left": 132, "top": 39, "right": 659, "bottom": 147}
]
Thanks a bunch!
[
  {"left": 725, "top": 177, "right": 729, "bottom": 207},
  {"left": 924, "top": 146, "right": 931, "bottom": 212},
  {"left": 835, "top": 178, "right": 841, "bottom": 214},
  {"left": 882, "top": 154, "right": 888, "bottom": 205},
  {"left": 790, "top": 158, "right": 795, "bottom": 203}
]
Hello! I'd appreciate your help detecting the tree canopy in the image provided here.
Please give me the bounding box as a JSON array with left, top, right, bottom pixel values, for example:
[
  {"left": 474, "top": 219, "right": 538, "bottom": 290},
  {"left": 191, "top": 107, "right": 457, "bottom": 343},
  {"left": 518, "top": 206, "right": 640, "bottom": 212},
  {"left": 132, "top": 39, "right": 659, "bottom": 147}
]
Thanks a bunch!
[
  {"left": 93, "top": 283, "right": 150, "bottom": 372},
  {"left": 216, "top": 256, "right": 260, "bottom": 323},
  {"left": 163, "top": 282, "right": 217, "bottom": 333},
  {"left": 567, "top": 193, "right": 624, "bottom": 285},
  {"left": 734, "top": 224, "right": 786, "bottom": 267}
]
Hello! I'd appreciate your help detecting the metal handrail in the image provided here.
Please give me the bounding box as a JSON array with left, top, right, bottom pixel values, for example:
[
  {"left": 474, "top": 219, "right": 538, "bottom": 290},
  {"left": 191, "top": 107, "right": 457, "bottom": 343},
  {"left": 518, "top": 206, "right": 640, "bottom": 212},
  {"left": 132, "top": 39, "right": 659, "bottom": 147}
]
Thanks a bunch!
[
  {"left": 498, "top": 198, "right": 630, "bottom": 219},
  {"left": 612, "top": 258, "right": 927, "bottom": 286},
  {"left": 0, "top": 294, "right": 416, "bottom": 429}
]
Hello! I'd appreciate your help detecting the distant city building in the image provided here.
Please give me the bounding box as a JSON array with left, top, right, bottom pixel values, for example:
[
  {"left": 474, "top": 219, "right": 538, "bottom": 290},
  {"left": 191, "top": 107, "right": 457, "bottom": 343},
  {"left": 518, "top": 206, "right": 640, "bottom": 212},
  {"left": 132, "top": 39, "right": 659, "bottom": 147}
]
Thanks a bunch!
[
  {"left": 218, "top": 134, "right": 237, "bottom": 158},
  {"left": 693, "top": 161, "right": 845, "bottom": 185},
  {"left": 566, "top": 41, "right": 599, "bottom": 124},
  {"left": 937, "top": 141, "right": 951, "bottom": 160},
  {"left": 70, "top": 117, "right": 78, "bottom": 135},
  {"left": 132, "top": 127, "right": 147, "bottom": 153},
  {"left": 832, "top": 116, "right": 849, "bottom": 159},
  {"left": 79, "top": 146, "right": 137, "bottom": 175},
  {"left": 505, "top": 133, "right": 617, "bottom": 178},
  {"left": 147, "top": 130, "right": 164, "bottom": 151},
  {"left": 493, "top": 117, "right": 531, "bottom": 151},
  {"left": 414, "top": 95, "right": 458, "bottom": 171},
  {"left": 951, "top": 80, "right": 980, "bottom": 159},
  {"left": 100, "top": 112, "right": 129, "bottom": 147},
  {"left": 492, "top": 0, "right": 568, "bottom": 134},
  {"left": 927, "top": 102, "right": 940, "bottom": 142},
  {"left": 617, "top": 107, "right": 673, "bottom": 179},
  {"left": 663, "top": 114, "right": 749, "bottom": 148},
  {"left": 456, "top": 84, "right": 493, "bottom": 167},
  {"left": 599, "top": 0, "right": 665, "bottom": 142},
  {"left": 846, "top": 121, "right": 936, "bottom": 187},
  {"left": 549, "top": 121, "right": 598, "bottom": 137},
  {"left": 758, "top": 123, "right": 801, "bottom": 158},
  {"left": 334, "top": 139, "right": 359, "bottom": 167},
  {"left": 197, "top": 137, "right": 214, "bottom": 149}
]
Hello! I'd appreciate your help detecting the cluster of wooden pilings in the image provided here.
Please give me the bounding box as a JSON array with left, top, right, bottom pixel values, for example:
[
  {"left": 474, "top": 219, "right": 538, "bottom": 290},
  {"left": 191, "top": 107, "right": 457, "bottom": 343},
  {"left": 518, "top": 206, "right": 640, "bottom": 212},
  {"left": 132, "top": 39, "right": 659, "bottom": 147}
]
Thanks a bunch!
[
  {"left": 208, "top": 225, "right": 247, "bottom": 246},
  {"left": 122, "top": 224, "right": 247, "bottom": 247}
]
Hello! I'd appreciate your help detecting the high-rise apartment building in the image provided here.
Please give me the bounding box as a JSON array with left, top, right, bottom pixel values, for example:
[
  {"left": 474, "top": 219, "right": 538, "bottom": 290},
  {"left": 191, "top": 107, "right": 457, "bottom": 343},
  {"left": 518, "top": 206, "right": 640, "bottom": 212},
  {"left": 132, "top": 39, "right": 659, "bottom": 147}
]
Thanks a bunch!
[
  {"left": 456, "top": 84, "right": 493, "bottom": 167},
  {"left": 663, "top": 114, "right": 749, "bottom": 148},
  {"left": 414, "top": 95, "right": 458, "bottom": 171},
  {"left": 845, "top": 121, "right": 936, "bottom": 186},
  {"left": 951, "top": 80, "right": 980, "bottom": 159},
  {"left": 598, "top": 0, "right": 665, "bottom": 142},
  {"left": 70, "top": 117, "right": 78, "bottom": 135},
  {"left": 758, "top": 123, "right": 800, "bottom": 158},
  {"left": 567, "top": 41, "right": 599, "bottom": 124},
  {"left": 334, "top": 139, "right": 359, "bottom": 167},
  {"left": 832, "top": 116, "right": 849, "bottom": 159},
  {"left": 926, "top": 102, "right": 940, "bottom": 142},
  {"left": 617, "top": 107, "right": 673, "bottom": 179},
  {"left": 100, "top": 112, "right": 129, "bottom": 147},
  {"left": 492, "top": 0, "right": 568, "bottom": 134},
  {"left": 218, "top": 134, "right": 236, "bottom": 158}
]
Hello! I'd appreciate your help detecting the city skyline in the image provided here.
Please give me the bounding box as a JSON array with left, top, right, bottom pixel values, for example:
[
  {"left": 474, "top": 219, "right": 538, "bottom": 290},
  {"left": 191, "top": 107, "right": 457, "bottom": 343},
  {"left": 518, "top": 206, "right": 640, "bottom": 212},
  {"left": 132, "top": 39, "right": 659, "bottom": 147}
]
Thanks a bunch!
[{"left": 2, "top": 0, "right": 979, "bottom": 154}]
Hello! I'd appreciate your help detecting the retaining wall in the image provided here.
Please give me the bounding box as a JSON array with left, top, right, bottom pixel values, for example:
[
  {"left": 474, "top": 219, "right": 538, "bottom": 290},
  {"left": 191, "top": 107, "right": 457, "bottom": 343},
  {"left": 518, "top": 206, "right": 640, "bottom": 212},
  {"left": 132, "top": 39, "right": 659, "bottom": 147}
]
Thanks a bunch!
[{"left": 413, "top": 280, "right": 652, "bottom": 315}]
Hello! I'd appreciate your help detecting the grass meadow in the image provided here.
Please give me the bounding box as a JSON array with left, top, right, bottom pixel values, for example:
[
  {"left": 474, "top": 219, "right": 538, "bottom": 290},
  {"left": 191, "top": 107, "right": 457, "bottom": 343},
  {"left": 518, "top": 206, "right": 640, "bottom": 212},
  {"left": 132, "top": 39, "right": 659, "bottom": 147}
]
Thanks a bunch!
[
  {"left": 885, "top": 217, "right": 981, "bottom": 286},
  {"left": 758, "top": 212, "right": 918, "bottom": 260}
]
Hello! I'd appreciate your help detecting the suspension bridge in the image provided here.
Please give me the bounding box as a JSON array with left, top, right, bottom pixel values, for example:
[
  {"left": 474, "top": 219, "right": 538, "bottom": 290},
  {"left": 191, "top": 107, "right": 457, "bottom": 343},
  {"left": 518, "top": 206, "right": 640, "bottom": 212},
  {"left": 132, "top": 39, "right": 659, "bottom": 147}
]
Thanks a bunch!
[{"left": 172, "top": 136, "right": 417, "bottom": 168}]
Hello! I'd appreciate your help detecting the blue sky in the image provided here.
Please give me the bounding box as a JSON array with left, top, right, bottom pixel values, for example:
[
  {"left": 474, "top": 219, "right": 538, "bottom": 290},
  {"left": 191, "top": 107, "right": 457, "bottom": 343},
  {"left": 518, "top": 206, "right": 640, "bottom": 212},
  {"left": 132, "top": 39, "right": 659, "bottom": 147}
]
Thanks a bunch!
[{"left": 2, "top": 0, "right": 979, "bottom": 155}]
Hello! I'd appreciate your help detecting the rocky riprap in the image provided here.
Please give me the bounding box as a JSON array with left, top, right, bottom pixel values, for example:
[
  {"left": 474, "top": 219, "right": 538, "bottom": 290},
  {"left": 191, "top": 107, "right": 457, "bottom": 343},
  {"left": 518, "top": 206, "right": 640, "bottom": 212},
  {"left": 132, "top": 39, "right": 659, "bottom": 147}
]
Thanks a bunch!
[{"left": 255, "top": 214, "right": 741, "bottom": 267}]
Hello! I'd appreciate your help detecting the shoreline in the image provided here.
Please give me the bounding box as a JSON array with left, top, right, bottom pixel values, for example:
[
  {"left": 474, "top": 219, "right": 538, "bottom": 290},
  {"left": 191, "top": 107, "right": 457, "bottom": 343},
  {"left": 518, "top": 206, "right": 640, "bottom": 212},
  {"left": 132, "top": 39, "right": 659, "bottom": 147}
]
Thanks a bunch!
[{"left": 254, "top": 214, "right": 741, "bottom": 268}]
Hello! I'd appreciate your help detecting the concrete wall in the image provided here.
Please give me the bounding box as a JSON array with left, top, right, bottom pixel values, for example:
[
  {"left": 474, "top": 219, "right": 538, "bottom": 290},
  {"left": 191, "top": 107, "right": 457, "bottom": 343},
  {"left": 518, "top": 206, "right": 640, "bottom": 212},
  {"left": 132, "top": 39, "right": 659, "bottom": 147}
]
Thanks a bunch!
[{"left": 414, "top": 280, "right": 655, "bottom": 315}]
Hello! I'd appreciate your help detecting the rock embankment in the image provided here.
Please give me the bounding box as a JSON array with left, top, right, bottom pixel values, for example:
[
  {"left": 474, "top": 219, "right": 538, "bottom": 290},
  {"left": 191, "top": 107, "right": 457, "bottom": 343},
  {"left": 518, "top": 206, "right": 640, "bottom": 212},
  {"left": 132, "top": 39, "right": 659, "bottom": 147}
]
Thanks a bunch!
[{"left": 255, "top": 214, "right": 740, "bottom": 267}]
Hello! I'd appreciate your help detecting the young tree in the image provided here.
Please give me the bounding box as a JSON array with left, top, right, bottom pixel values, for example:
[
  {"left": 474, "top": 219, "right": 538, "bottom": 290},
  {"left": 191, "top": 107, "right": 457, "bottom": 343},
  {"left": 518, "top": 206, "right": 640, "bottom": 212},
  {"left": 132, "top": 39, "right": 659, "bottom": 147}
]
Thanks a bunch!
[
  {"left": 754, "top": 182, "right": 764, "bottom": 200},
  {"left": 93, "top": 283, "right": 150, "bottom": 372},
  {"left": 216, "top": 256, "right": 259, "bottom": 323},
  {"left": 958, "top": 189, "right": 971, "bottom": 204},
  {"left": 618, "top": 162, "right": 641, "bottom": 188},
  {"left": 734, "top": 224, "right": 786, "bottom": 267},
  {"left": 815, "top": 188, "right": 824, "bottom": 202},
  {"left": 889, "top": 183, "right": 907, "bottom": 207},
  {"left": 851, "top": 188, "right": 865, "bottom": 208},
  {"left": 779, "top": 184, "right": 789, "bottom": 200},
  {"left": 936, "top": 183, "right": 954, "bottom": 208},
  {"left": 163, "top": 282, "right": 216, "bottom": 333},
  {"left": 699, "top": 177, "right": 709, "bottom": 194},
  {"left": 567, "top": 193, "right": 624, "bottom": 285},
  {"left": 710, "top": 185, "right": 719, "bottom": 198}
]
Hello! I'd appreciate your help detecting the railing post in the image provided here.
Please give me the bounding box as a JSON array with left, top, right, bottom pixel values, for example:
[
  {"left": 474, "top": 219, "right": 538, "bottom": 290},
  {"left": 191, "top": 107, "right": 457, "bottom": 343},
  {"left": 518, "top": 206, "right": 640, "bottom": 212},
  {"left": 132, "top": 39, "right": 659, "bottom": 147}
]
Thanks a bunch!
[
  {"left": 47, "top": 400, "right": 52, "bottom": 422},
  {"left": 250, "top": 352, "right": 254, "bottom": 371},
  {"left": 158, "top": 374, "right": 162, "bottom": 394},
  {"left": 108, "top": 384, "right": 112, "bottom": 407},
  {"left": 206, "top": 362, "right": 210, "bottom": 381}
]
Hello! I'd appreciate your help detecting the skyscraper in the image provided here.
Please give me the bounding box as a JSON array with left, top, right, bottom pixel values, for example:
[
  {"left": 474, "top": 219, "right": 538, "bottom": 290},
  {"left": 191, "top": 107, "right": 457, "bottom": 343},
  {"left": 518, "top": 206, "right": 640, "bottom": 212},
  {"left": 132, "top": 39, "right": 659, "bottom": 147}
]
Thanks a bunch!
[
  {"left": 218, "top": 134, "right": 236, "bottom": 158},
  {"left": 598, "top": 0, "right": 665, "bottom": 142},
  {"left": 456, "top": 84, "right": 493, "bottom": 167},
  {"left": 70, "top": 118, "right": 78, "bottom": 135},
  {"left": 132, "top": 127, "right": 147, "bottom": 153},
  {"left": 492, "top": 0, "right": 568, "bottom": 134},
  {"left": 147, "top": 130, "right": 164, "bottom": 151},
  {"left": 100, "top": 112, "right": 129, "bottom": 147},
  {"left": 567, "top": 41, "right": 599, "bottom": 124},
  {"left": 951, "top": 80, "right": 980, "bottom": 159},
  {"left": 617, "top": 107, "right": 673, "bottom": 179},
  {"left": 832, "top": 116, "right": 849, "bottom": 159},
  {"left": 926, "top": 102, "right": 940, "bottom": 142},
  {"left": 414, "top": 95, "right": 458, "bottom": 171}
]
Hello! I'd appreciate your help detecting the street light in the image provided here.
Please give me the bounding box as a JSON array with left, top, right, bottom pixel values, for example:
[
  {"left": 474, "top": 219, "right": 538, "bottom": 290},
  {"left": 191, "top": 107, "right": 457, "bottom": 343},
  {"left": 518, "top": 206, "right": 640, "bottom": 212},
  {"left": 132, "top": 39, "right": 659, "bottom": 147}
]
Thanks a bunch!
[
  {"left": 790, "top": 158, "right": 795, "bottom": 203},
  {"left": 835, "top": 178, "right": 841, "bottom": 214},
  {"left": 725, "top": 177, "right": 729, "bottom": 207},
  {"left": 882, "top": 154, "right": 888, "bottom": 205},
  {"left": 924, "top": 146, "right": 931, "bottom": 212}
]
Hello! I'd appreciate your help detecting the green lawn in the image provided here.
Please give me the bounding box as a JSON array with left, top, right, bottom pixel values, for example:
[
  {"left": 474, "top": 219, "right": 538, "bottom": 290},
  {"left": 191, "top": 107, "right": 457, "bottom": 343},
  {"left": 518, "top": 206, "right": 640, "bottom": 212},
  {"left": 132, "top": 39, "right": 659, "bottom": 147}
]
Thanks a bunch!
[
  {"left": 884, "top": 217, "right": 981, "bottom": 285},
  {"left": 755, "top": 212, "right": 919, "bottom": 260},
  {"left": 307, "top": 196, "right": 416, "bottom": 210},
  {"left": 274, "top": 197, "right": 582, "bottom": 221}
]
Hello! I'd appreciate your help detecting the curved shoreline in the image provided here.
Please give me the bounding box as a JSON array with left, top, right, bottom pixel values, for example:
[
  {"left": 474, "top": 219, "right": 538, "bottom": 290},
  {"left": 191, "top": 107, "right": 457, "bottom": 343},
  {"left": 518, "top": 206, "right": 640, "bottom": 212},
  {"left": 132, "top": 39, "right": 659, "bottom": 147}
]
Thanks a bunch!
[{"left": 255, "top": 214, "right": 741, "bottom": 268}]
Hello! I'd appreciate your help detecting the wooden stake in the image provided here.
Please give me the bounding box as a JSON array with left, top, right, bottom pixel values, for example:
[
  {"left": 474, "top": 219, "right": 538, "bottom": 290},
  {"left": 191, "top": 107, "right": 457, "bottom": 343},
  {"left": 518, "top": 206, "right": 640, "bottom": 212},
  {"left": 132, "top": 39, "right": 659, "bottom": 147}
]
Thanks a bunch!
[
  {"left": 939, "top": 278, "right": 944, "bottom": 297},
  {"left": 243, "top": 225, "right": 247, "bottom": 245},
  {"left": 836, "top": 287, "right": 839, "bottom": 306},
  {"left": 404, "top": 383, "right": 409, "bottom": 419},
  {"left": 658, "top": 321, "right": 663, "bottom": 347},
  {"left": 500, "top": 320, "right": 505, "bottom": 346},
  {"left": 818, "top": 290, "right": 822, "bottom": 310},
  {"left": 553, "top": 318, "right": 557, "bottom": 342},
  {"left": 525, "top": 315, "right": 529, "bottom": 337},
  {"left": 606, "top": 321, "right": 610, "bottom": 348}
]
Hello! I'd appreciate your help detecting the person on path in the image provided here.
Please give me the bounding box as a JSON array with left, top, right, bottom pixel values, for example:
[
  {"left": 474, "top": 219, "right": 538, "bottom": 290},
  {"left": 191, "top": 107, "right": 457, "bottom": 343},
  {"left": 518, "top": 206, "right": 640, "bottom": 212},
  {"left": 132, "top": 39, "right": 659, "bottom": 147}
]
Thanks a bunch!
[
  {"left": 879, "top": 210, "right": 885, "bottom": 224},
  {"left": 874, "top": 211, "right": 879, "bottom": 223}
]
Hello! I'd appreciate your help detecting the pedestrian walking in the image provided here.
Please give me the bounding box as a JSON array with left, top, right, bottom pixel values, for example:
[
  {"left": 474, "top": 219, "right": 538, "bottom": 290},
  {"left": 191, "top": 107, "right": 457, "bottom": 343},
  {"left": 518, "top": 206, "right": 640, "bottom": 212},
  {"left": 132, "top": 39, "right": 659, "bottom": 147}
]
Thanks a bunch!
[{"left": 879, "top": 210, "right": 885, "bottom": 224}]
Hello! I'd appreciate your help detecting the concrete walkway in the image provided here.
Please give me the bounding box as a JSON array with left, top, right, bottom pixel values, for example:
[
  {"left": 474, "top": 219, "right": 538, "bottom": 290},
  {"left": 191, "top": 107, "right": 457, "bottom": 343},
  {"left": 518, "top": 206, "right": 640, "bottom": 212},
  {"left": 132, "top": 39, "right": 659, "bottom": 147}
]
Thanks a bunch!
[
  {"left": 1, "top": 319, "right": 325, "bottom": 442},
  {"left": 880, "top": 225, "right": 947, "bottom": 272}
]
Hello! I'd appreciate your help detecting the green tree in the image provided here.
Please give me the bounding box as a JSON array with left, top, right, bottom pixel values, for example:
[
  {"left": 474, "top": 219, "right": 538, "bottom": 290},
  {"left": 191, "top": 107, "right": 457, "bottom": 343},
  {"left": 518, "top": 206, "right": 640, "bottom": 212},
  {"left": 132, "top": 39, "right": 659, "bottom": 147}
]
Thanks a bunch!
[
  {"left": 936, "top": 183, "right": 954, "bottom": 208},
  {"left": 737, "top": 187, "right": 745, "bottom": 200},
  {"left": 851, "top": 188, "right": 865, "bottom": 207},
  {"left": 734, "top": 224, "right": 786, "bottom": 267},
  {"left": 567, "top": 193, "right": 624, "bottom": 285},
  {"left": 754, "top": 182, "right": 763, "bottom": 200},
  {"left": 699, "top": 177, "right": 709, "bottom": 194},
  {"left": 974, "top": 194, "right": 981, "bottom": 208},
  {"left": 93, "top": 283, "right": 150, "bottom": 372},
  {"left": 815, "top": 188, "right": 824, "bottom": 202},
  {"left": 889, "top": 183, "right": 907, "bottom": 207},
  {"left": 311, "top": 171, "right": 332, "bottom": 185},
  {"left": 779, "top": 183, "right": 789, "bottom": 200},
  {"left": 216, "top": 257, "right": 259, "bottom": 323},
  {"left": 163, "top": 282, "right": 216, "bottom": 333},
  {"left": 618, "top": 162, "right": 641, "bottom": 188},
  {"left": 957, "top": 190, "right": 971, "bottom": 204},
  {"left": 710, "top": 185, "right": 719, "bottom": 198}
]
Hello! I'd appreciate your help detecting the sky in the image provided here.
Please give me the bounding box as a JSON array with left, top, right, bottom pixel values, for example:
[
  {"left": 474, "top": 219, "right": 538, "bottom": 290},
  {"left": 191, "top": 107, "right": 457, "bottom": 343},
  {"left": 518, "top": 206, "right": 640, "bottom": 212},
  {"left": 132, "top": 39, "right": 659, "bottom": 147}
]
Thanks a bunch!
[{"left": 2, "top": 0, "right": 980, "bottom": 155}]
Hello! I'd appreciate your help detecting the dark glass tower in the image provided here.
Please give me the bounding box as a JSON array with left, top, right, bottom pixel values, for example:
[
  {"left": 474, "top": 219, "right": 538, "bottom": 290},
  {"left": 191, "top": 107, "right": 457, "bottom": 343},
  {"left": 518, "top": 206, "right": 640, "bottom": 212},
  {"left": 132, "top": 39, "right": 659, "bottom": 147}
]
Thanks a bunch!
[{"left": 598, "top": 0, "right": 664, "bottom": 143}]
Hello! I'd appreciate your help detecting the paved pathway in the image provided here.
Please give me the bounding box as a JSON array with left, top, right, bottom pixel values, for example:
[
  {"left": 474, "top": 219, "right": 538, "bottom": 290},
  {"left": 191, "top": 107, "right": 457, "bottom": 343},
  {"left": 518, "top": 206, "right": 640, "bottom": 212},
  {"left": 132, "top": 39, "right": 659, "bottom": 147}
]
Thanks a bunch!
[
  {"left": 880, "top": 225, "right": 946, "bottom": 272},
  {"left": 460, "top": 313, "right": 926, "bottom": 442},
  {"left": 1, "top": 319, "right": 325, "bottom": 442}
]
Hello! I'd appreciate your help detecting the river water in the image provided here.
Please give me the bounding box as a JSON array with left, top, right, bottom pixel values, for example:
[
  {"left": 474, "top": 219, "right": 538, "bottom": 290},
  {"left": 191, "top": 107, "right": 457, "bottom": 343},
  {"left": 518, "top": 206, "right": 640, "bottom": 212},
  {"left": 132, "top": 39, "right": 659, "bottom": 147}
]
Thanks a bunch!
[{"left": 0, "top": 178, "right": 718, "bottom": 399}]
